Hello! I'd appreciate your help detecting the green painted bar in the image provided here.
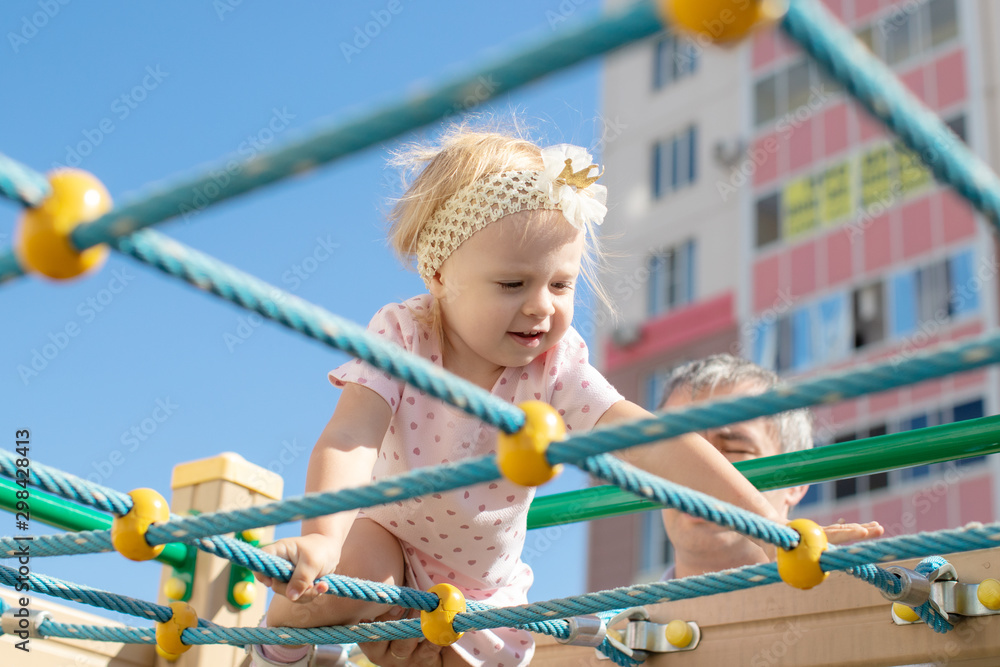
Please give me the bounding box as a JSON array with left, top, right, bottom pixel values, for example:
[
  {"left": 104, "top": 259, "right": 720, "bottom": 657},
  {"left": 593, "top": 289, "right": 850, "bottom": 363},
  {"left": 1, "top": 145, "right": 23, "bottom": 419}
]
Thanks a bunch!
[
  {"left": 527, "top": 414, "right": 1000, "bottom": 530},
  {"left": 0, "top": 476, "right": 190, "bottom": 569}
]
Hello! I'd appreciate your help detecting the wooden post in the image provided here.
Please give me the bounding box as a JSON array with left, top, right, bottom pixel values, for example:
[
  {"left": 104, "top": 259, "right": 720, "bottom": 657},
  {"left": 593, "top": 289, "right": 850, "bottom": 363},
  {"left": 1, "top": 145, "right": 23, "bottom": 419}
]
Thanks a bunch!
[{"left": 156, "top": 452, "right": 282, "bottom": 667}]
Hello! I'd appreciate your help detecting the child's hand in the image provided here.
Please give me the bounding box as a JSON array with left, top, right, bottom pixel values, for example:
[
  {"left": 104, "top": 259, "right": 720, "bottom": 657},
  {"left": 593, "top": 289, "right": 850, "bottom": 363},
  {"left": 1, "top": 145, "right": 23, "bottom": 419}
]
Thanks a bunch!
[
  {"left": 254, "top": 533, "right": 342, "bottom": 603},
  {"left": 823, "top": 520, "right": 884, "bottom": 545}
]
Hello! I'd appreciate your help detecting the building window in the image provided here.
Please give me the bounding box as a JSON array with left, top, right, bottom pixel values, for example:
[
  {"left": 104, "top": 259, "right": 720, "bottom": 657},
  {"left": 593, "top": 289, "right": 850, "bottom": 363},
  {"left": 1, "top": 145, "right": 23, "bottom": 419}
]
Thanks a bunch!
[
  {"left": 948, "top": 249, "right": 979, "bottom": 316},
  {"left": 891, "top": 250, "right": 979, "bottom": 338},
  {"left": 652, "top": 126, "right": 698, "bottom": 198},
  {"left": 648, "top": 240, "right": 695, "bottom": 316},
  {"left": 755, "top": 193, "right": 780, "bottom": 247},
  {"left": 953, "top": 399, "right": 986, "bottom": 466},
  {"left": 853, "top": 281, "right": 885, "bottom": 349},
  {"left": 916, "top": 260, "right": 951, "bottom": 322},
  {"left": 858, "top": 0, "right": 959, "bottom": 65},
  {"left": 947, "top": 113, "right": 967, "bottom": 143},
  {"left": 753, "top": 60, "right": 826, "bottom": 127},
  {"left": 928, "top": 0, "right": 958, "bottom": 48},
  {"left": 654, "top": 32, "right": 698, "bottom": 89}
]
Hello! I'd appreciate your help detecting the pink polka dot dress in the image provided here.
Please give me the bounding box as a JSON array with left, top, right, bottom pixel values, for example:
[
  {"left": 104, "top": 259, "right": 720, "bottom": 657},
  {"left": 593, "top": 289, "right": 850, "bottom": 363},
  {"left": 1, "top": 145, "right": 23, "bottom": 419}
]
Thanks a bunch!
[{"left": 329, "top": 294, "right": 623, "bottom": 666}]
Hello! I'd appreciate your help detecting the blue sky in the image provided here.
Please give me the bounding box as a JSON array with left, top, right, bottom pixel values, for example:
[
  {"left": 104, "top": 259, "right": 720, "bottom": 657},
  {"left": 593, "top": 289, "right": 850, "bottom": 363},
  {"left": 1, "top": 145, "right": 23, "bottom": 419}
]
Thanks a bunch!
[{"left": 1, "top": 0, "right": 622, "bottom": 627}]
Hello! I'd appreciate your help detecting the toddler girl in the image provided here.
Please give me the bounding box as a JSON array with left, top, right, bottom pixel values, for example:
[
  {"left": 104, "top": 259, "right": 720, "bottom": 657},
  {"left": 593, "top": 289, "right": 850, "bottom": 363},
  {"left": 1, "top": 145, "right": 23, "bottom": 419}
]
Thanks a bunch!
[{"left": 251, "top": 127, "right": 797, "bottom": 666}]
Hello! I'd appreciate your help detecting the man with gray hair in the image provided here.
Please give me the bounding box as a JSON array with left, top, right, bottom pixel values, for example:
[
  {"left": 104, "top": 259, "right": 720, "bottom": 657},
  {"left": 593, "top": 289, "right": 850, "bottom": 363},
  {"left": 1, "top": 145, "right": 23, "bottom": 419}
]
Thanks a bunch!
[{"left": 659, "top": 354, "right": 880, "bottom": 579}]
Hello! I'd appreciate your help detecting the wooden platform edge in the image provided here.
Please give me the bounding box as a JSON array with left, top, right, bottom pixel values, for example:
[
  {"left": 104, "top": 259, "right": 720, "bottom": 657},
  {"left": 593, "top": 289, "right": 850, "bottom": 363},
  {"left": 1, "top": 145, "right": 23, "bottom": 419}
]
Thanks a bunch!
[
  {"left": 0, "top": 587, "right": 156, "bottom": 666},
  {"left": 533, "top": 546, "right": 1000, "bottom": 667}
]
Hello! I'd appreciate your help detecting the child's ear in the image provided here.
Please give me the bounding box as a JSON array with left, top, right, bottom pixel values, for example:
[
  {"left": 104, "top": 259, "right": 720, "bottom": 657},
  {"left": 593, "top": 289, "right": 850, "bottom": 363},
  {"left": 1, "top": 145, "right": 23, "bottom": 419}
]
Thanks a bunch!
[{"left": 428, "top": 271, "right": 447, "bottom": 301}]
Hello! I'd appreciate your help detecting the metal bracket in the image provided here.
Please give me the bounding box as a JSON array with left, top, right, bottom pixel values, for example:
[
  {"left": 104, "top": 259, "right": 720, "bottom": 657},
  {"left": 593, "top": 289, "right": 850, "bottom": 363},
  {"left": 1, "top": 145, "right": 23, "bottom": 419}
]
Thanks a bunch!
[
  {"left": 890, "top": 564, "right": 1000, "bottom": 625},
  {"left": 626, "top": 619, "right": 701, "bottom": 653},
  {"left": 593, "top": 606, "right": 700, "bottom": 658},
  {"left": 1, "top": 608, "right": 52, "bottom": 637}
]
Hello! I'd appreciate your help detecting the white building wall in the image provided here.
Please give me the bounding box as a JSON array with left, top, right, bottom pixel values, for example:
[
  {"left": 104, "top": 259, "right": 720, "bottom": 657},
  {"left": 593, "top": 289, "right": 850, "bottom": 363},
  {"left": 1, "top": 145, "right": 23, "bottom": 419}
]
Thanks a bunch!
[{"left": 597, "top": 28, "right": 750, "bottom": 363}]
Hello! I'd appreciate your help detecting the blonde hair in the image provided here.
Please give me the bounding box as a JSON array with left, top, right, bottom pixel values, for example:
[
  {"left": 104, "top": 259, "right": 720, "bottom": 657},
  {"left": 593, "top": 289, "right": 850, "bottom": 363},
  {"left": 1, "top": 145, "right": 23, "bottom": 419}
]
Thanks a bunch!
[{"left": 386, "top": 122, "right": 615, "bottom": 335}]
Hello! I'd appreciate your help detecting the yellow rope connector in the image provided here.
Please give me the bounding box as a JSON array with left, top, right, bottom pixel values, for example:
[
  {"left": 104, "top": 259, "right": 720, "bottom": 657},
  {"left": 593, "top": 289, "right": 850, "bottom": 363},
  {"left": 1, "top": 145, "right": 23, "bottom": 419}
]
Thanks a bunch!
[
  {"left": 497, "top": 401, "right": 565, "bottom": 487},
  {"left": 155, "top": 601, "right": 198, "bottom": 661},
  {"left": 892, "top": 602, "right": 921, "bottom": 623},
  {"left": 664, "top": 619, "right": 694, "bottom": 648},
  {"left": 658, "top": 0, "right": 788, "bottom": 43},
  {"left": 111, "top": 488, "right": 170, "bottom": 561},
  {"left": 14, "top": 168, "right": 112, "bottom": 280},
  {"left": 978, "top": 578, "right": 1000, "bottom": 611},
  {"left": 420, "top": 583, "right": 466, "bottom": 646},
  {"left": 776, "top": 518, "right": 829, "bottom": 590}
]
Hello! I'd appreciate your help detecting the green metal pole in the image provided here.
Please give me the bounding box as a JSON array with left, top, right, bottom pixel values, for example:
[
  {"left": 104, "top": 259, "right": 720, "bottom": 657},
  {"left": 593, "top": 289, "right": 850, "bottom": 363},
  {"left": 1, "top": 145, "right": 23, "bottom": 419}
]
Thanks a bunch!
[
  {"left": 0, "top": 476, "right": 191, "bottom": 569},
  {"left": 527, "top": 413, "right": 1000, "bottom": 529}
]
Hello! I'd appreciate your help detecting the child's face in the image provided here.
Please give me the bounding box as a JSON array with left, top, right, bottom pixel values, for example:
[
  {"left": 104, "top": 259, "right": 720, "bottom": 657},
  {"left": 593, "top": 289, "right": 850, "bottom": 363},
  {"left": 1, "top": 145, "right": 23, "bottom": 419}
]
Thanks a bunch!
[{"left": 430, "top": 209, "right": 585, "bottom": 379}]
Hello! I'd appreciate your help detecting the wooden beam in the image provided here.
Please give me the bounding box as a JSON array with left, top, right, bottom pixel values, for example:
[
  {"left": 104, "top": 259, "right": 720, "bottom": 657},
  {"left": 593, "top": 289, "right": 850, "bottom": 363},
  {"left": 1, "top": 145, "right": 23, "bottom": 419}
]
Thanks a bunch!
[
  {"left": 0, "top": 588, "right": 156, "bottom": 666},
  {"left": 533, "top": 547, "right": 1000, "bottom": 666}
]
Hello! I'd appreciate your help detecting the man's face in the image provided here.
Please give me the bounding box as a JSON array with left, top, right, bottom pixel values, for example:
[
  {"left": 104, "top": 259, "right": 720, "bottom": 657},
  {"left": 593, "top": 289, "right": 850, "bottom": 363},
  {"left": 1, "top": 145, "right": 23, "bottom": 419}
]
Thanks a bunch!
[{"left": 660, "top": 380, "right": 808, "bottom": 558}]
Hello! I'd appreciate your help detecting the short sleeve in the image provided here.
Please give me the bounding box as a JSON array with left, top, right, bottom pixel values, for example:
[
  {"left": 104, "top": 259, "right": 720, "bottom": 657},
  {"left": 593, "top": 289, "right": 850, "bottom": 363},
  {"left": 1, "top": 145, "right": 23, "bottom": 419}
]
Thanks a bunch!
[
  {"left": 329, "top": 303, "right": 412, "bottom": 413},
  {"left": 544, "top": 327, "right": 623, "bottom": 432}
]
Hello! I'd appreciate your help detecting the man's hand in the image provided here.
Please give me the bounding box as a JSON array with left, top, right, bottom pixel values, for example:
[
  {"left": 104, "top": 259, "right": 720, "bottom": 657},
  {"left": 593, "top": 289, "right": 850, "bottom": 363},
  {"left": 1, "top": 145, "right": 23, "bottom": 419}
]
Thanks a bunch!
[{"left": 358, "top": 606, "right": 445, "bottom": 666}]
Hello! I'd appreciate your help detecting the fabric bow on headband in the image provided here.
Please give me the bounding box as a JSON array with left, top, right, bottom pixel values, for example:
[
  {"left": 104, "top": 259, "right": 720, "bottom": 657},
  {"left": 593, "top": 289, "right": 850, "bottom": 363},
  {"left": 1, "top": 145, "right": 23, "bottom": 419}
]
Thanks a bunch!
[{"left": 537, "top": 144, "right": 608, "bottom": 230}]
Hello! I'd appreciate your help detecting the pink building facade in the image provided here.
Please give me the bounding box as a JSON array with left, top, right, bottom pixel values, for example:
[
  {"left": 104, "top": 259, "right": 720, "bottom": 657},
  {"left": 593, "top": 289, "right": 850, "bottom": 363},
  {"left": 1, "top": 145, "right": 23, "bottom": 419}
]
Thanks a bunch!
[{"left": 588, "top": 0, "right": 1000, "bottom": 592}]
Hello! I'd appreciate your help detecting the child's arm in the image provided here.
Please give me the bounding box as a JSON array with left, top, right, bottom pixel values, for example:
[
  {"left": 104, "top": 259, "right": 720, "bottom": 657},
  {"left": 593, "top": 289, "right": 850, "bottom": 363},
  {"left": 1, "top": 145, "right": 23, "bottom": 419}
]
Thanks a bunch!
[
  {"left": 598, "top": 399, "right": 783, "bottom": 564},
  {"left": 598, "top": 400, "right": 882, "bottom": 557},
  {"left": 600, "top": 400, "right": 784, "bottom": 519},
  {"left": 257, "top": 383, "right": 392, "bottom": 602}
]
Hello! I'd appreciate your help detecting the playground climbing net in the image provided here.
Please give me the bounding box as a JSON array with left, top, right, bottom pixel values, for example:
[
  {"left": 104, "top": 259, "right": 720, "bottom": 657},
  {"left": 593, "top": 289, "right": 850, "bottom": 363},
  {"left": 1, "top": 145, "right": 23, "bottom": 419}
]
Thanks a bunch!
[{"left": 4, "top": 1, "right": 1000, "bottom": 664}]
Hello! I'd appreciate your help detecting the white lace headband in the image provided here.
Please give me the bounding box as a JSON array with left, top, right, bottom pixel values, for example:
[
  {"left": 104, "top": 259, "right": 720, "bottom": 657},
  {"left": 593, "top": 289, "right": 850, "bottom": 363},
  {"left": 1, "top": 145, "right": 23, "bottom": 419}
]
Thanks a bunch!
[{"left": 415, "top": 144, "right": 608, "bottom": 285}]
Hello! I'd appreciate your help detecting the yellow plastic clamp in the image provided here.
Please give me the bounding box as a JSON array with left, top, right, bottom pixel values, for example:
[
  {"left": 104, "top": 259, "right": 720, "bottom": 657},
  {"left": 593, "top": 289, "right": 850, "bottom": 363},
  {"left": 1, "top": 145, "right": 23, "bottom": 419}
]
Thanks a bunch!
[
  {"left": 776, "top": 518, "right": 829, "bottom": 590},
  {"left": 241, "top": 527, "right": 267, "bottom": 543},
  {"left": 14, "top": 169, "right": 112, "bottom": 280},
  {"left": 892, "top": 602, "right": 921, "bottom": 623},
  {"left": 978, "top": 578, "right": 1000, "bottom": 611},
  {"left": 232, "top": 580, "right": 256, "bottom": 606},
  {"left": 111, "top": 488, "right": 170, "bottom": 561},
  {"left": 420, "top": 583, "right": 466, "bottom": 646},
  {"left": 155, "top": 601, "right": 198, "bottom": 661},
  {"left": 658, "top": 0, "right": 788, "bottom": 43},
  {"left": 163, "top": 576, "right": 188, "bottom": 602},
  {"left": 497, "top": 401, "right": 565, "bottom": 487},
  {"left": 664, "top": 619, "right": 694, "bottom": 648}
]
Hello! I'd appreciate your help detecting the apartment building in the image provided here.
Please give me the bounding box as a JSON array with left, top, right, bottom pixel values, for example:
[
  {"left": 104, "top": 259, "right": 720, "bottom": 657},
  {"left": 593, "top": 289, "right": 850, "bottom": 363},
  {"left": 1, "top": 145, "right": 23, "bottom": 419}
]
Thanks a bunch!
[{"left": 588, "top": 0, "right": 1000, "bottom": 592}]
